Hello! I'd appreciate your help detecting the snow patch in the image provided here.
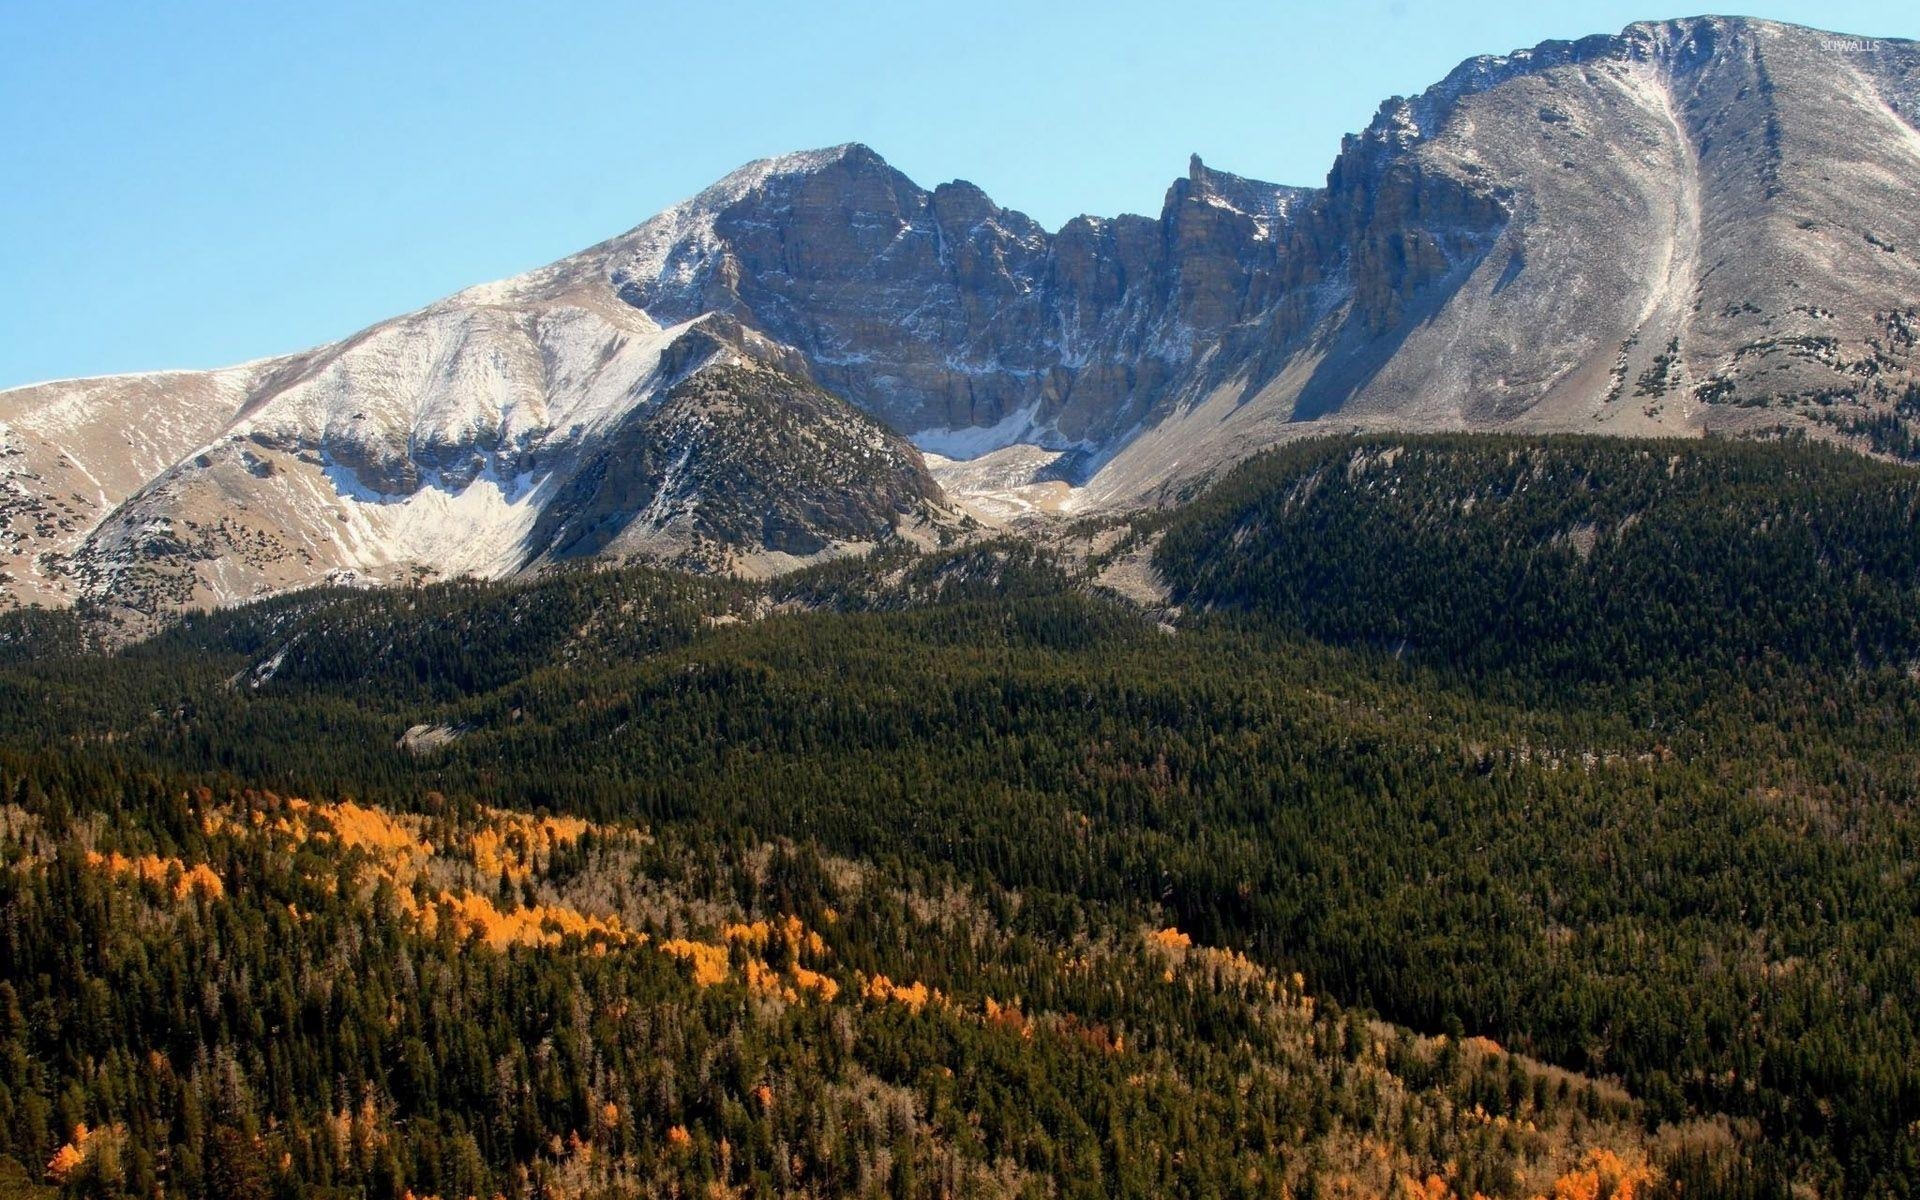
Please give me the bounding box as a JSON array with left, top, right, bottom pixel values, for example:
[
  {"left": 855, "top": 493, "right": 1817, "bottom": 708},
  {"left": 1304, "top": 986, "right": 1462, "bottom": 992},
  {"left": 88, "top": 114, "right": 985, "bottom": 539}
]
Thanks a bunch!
[
  {"left": 909, "top": 404, "right": 1054, "bottom": 460},
  {"left": 325, "top": 462, "right": 557, "bottom": 580}
]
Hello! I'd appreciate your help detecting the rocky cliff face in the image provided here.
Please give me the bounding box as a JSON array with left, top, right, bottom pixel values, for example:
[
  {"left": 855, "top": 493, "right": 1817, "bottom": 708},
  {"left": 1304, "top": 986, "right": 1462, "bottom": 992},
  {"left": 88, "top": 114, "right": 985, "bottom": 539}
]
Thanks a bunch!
[
  {"left": 569, "top": 144, "right": 1318, "bottom": 451},
  {"left": 3, "top": 15, "right": 1917, "bottom": 616}
]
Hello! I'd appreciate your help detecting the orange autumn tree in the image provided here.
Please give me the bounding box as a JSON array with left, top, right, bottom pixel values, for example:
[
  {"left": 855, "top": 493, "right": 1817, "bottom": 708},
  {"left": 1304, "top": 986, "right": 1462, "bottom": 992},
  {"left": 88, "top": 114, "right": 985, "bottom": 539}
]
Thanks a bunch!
[{"left": 1545, "top": 1149, "right": 1658, "bottom": 1200}]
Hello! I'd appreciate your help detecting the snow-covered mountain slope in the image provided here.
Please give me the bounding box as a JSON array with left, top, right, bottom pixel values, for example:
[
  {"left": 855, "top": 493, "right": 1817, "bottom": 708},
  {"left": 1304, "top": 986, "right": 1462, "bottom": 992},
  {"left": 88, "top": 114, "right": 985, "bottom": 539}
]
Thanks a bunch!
[
  {"left": 48, "top": 287, "right": 693, "bottom": 613},
  {"left": 0, "top": 365, "right": 276, "bottom": 605},
  {"left": 59, "top": 315, "right": 949, "bottom": 617},
  {"left": 3, "top": 15, "right": 1917, "bottom": 616},
  {"left": 33, "top": 289, "right": 953, "bottom": 615}
]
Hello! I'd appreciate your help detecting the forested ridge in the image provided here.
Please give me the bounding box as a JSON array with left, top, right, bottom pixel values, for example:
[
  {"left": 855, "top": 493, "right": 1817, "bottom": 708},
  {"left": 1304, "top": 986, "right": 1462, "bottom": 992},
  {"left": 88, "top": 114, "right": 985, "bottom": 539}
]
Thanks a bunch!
[
  {"left": 1155, "top": 434, "right": 1920, "bottom": 685},
  {"left": 3, "top": 434, "right": 1919, "bottom": 1197}
]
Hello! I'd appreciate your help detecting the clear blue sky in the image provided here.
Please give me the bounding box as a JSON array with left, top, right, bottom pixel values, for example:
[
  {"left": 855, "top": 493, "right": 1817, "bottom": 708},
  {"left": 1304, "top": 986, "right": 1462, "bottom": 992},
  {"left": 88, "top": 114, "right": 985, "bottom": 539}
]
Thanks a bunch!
[{"left": 3, "top": 1, "right": 1912, "bottom": 389}]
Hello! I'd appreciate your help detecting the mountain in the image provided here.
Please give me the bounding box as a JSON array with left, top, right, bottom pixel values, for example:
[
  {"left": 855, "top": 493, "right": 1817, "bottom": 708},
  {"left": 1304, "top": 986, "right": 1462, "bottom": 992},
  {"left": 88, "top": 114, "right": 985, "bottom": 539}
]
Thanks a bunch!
[
  {"left": 5, "top": 15, "right": 1920, "bottom": 617},
  {"left": 7, "top": 311, "right": 950, "bottom": 618}
]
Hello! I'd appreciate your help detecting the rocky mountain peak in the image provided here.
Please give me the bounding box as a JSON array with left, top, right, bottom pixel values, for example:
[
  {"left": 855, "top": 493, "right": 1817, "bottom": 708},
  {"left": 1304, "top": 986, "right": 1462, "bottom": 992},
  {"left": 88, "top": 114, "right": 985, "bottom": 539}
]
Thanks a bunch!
[{"left": 1166, "top": 156, "right": 1307, "bottom": 229}]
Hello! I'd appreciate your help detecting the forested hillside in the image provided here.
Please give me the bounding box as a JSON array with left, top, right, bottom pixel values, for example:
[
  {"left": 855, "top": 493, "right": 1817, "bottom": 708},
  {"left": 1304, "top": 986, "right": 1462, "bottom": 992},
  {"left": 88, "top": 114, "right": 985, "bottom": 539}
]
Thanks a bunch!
[
  {"left": 0, "top": 780, "right": 1664, "bottom": 1200},
  {"left": 3, "top": 435, "right": 1919, "bottom": 1197},
  {"left": 1156, "top": 435, "right": 1920, "bottom": 684}
]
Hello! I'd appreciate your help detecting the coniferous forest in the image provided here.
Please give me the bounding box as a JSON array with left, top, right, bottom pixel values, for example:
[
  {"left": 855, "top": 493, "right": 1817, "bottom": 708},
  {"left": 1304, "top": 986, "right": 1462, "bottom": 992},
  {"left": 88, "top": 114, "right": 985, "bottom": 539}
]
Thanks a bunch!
[{"left": 4, "top": 435, "right": 1920, "bottom": 1198}]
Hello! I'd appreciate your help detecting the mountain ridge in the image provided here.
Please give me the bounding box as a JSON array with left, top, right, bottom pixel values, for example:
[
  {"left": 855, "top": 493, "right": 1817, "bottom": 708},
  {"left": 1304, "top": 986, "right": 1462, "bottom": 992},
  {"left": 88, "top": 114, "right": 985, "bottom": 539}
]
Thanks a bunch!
[{"left": 5, "top": 14, "right": 1920, "bottom": 617}]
